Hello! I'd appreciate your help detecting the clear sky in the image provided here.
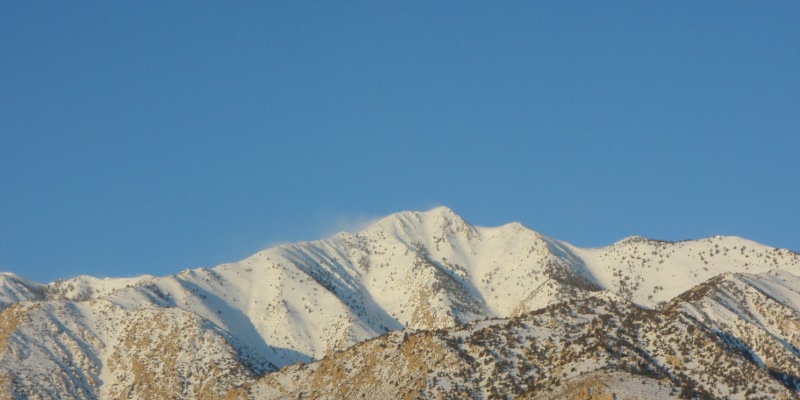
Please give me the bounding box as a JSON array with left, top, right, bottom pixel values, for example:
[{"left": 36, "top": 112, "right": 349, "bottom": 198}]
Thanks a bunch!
[{"left": 1, "top": 2, "right": 798, "bottom": 283}]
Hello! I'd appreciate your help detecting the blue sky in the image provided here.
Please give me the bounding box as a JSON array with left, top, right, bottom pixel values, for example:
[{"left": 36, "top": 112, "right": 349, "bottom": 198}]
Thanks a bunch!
[{"left": 2, "top": 2, "right": 798, "bottom": 283}]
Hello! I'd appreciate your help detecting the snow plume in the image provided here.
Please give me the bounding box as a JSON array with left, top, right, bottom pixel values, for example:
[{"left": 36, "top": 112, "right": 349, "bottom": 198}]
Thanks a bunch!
[{"left": 316, "top": 212, "right": 382, "bottom": 237}]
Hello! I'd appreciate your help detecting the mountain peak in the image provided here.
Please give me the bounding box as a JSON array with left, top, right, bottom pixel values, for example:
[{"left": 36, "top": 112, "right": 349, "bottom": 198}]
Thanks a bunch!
[
  {"left": 362, "top": 206, "right": 472, "bottom": 236},
  {"left": 426, "top": 205, "right": 458, "bottom": 216}
]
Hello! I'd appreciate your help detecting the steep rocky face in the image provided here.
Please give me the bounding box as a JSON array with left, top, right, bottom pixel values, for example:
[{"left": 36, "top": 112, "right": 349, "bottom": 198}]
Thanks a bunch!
[{"left": 0, "top": 207, "right": 798, "bottom": 398}]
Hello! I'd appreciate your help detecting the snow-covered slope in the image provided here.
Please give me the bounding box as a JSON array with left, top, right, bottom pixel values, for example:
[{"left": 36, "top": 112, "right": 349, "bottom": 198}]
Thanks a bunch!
[
  {"left": 239, "top": 293, "right": 797, "bottom": 399},
  {"left": 0, "top": 273, "right": 44, "bottom": 308},
  {"left": 0, "top": 207, "right": 797, "bottom": 398},
  {"left": 570, "top": 235, "right": 800, "bottom": 307}
]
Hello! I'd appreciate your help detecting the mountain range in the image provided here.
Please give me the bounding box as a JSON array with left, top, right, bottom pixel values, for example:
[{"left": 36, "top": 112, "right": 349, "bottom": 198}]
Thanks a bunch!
[{"left": 1, "top": 207, "right": 798, "bottom": 399}]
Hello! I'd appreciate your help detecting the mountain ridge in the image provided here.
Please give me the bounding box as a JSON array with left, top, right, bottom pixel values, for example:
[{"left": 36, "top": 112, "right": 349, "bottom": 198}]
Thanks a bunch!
[{"left": 0, "top": 207, "right": 798, "bottom": 399}]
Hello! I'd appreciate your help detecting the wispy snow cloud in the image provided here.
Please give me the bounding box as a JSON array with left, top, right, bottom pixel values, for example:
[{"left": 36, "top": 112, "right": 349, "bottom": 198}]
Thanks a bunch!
[{"left": 316, "top": 212, "right": 383, "bottom": 238}]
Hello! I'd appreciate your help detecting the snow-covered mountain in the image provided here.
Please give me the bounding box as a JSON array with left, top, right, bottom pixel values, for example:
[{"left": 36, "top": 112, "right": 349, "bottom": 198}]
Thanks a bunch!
[{"left": 0, "top": 207, "right": 798, "bottom": 399}]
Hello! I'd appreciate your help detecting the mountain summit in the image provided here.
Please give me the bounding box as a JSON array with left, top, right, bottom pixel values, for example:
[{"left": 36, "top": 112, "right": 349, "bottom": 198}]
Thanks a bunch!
[{"left": 1, "top": 207, "right": 798, "bottom": 398}]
